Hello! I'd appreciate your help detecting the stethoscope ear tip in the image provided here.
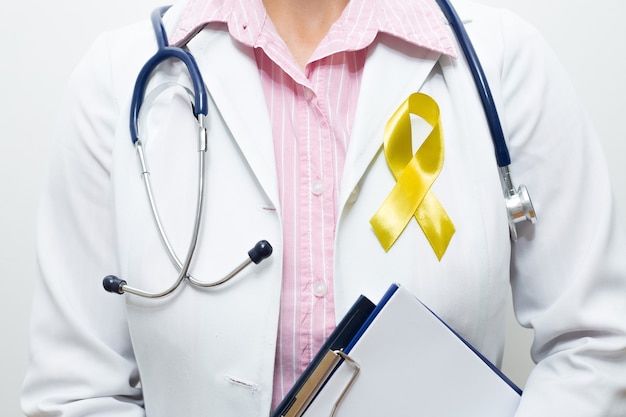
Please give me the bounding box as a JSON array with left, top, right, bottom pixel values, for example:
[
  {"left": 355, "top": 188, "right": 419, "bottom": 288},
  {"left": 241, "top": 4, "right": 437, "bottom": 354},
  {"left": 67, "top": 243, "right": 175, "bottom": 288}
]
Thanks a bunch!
[
  {"left": 103, "top": 275, "right": 126, "bottom": 294},
  {"left": 248, "top": 240, "right": 273, "bottom": 264}
]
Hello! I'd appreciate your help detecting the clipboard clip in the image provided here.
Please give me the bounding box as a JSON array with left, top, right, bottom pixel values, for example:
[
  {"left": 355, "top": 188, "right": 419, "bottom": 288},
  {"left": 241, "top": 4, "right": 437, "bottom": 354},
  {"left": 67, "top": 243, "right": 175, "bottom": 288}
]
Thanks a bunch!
[
  {"left": 280, "top": 349, "right": 360, "bottom": 417},
  {"left": 329, "top": 351, "right": 360, "bottom": 417}
]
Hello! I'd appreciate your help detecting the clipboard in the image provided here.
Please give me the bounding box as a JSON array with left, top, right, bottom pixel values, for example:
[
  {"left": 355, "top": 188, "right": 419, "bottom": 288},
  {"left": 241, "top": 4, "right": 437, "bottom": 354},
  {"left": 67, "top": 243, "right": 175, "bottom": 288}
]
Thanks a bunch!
[
  {"left": 276, "top": 284, "right": 522, "bottom": 417},
  {"left": 271, "top": 295, "right": 376, "bottom": 417}
]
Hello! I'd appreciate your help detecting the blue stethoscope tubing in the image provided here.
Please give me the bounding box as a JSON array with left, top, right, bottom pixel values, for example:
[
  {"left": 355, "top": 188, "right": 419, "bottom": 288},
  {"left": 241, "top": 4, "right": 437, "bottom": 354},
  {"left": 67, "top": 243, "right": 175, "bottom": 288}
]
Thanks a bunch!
[
  {"left": 129, "top": 5, "right": 208, "bottom": 144},
  {"left": 435, "top": 0, "right": 536, "bottom": 238},
  {"left": 104, "top": 0, "right": 535, "bottom": 298},
  {"left": 434, "top": 0, "right": 509, "bottom": 167}
]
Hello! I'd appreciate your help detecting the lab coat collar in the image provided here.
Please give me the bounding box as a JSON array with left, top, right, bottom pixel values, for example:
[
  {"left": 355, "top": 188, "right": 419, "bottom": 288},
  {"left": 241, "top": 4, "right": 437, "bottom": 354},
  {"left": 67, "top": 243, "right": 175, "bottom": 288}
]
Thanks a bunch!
[
  {"left": 171, "top": 0, "right": 477, "bottom": 212},
  {"left": 184, "top": 25, "right": 447, "bottom": 214}
]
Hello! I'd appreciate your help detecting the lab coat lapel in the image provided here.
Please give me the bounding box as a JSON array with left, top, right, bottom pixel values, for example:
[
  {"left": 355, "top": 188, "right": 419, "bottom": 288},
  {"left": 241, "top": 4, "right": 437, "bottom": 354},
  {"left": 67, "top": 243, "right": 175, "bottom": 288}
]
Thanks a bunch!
[
  {"left": 180, "top": 12, "right": 472, "bottom": 212},
  {"left": 186, "top": 28, "right": 280, "bottom": 209},
  {"left": 341, "top": 39, "right": 442, "bottom": 206}
]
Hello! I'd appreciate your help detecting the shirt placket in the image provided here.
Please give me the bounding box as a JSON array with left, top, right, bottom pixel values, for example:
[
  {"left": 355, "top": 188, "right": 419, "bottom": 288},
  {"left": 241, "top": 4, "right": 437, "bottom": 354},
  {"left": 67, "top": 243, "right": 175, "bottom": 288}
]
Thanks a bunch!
[{"left": 294, "top": 74, "right": 337, "bottom": 372}]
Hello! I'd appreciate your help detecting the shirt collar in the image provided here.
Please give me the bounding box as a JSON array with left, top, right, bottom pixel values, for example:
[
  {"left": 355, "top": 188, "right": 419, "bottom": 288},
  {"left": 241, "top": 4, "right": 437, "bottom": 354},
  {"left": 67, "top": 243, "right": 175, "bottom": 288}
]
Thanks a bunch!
[{"left": 170, "top": 0, "right": 456, "bottom": 57}]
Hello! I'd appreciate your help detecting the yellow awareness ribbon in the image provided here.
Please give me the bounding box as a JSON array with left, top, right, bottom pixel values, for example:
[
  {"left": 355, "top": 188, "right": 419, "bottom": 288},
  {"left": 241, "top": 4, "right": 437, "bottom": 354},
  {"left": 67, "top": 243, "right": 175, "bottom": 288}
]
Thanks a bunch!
[{"left": 370, "top": 93, "right": 455, "bottom": 260}]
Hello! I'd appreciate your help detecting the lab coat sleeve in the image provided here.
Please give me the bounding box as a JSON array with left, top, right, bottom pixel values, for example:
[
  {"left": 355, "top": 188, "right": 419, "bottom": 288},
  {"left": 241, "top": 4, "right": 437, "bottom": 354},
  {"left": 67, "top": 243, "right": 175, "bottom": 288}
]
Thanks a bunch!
[
  {"left": 492, "top": 10, "right": 626, "bottom": 417},
  {"left": 21, "top": 33, "right": 144, "bottom": 416}
]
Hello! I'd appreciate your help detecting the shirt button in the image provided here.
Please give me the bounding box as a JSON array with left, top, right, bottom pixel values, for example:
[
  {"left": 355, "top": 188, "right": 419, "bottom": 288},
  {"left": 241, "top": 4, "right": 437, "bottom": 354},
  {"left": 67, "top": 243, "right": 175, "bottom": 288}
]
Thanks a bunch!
[
  {"left": 312, "top": 181, "right": 324, "bottom": 196},
  {"left": 313, "top": 281, "right": 327, "bottom": 298},
  {"left": 303, "top": 89, "right": 315, "bottom": 101}
]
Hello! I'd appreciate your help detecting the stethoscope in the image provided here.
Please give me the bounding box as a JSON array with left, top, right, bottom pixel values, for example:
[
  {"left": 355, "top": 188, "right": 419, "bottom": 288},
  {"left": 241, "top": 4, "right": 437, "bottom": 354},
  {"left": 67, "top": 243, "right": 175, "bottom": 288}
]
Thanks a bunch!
[
  {"left": 103, "top": 0, "right": 536, "bottom": 299},
  {"left": 102, "top": 5, "right": 273, "bottom": 298},
  {"left": 434, "top": 0, "right": 536, "bottom": 239}
]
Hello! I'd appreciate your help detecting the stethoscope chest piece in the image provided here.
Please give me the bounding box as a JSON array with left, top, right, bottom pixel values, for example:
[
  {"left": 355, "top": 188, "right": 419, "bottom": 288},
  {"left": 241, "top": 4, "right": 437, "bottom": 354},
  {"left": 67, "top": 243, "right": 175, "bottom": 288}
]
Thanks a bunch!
[{"left": 505, "top": 183, "right": 536, "bottom": 241}]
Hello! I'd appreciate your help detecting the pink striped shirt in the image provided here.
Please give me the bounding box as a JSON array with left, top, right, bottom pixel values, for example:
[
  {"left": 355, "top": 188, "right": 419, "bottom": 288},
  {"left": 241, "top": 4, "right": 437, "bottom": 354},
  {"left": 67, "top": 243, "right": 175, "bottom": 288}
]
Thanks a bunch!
[{"left": 171, "top": 0, "right": 455, "bottom": 408}]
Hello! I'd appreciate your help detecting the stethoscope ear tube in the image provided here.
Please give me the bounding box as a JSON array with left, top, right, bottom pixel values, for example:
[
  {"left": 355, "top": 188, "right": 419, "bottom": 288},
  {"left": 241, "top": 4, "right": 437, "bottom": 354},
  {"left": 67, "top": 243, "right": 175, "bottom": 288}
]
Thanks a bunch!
[{"left": 102, "top": 240, "right": 273, "bottom": 297}]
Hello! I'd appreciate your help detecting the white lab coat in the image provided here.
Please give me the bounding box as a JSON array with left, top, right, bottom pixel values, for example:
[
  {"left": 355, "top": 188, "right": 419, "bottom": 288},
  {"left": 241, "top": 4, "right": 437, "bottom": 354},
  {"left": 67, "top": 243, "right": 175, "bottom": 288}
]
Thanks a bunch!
[{"left": 22, "top": 0, "right": 626, "bottom": 416}]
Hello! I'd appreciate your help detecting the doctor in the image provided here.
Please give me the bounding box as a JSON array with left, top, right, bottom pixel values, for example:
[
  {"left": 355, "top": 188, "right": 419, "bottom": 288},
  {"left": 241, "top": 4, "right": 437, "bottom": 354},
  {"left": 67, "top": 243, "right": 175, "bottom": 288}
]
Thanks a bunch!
[{"left": 21, "top": 0, "right": 626, "bottom": 416}]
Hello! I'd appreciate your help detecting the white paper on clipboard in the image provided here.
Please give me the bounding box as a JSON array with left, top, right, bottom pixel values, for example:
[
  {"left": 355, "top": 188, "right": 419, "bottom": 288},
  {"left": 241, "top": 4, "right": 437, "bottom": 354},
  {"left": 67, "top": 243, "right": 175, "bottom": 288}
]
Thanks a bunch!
[{"left": 299, "top": 284, "right": 522, "bottom": 417}]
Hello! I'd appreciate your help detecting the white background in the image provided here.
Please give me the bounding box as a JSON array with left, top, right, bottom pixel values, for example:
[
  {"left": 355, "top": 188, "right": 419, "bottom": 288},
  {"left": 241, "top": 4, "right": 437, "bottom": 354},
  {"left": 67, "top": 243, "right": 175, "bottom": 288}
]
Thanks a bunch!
[{"left": 1, "top": 0, "right": 624, "bottom": 415}]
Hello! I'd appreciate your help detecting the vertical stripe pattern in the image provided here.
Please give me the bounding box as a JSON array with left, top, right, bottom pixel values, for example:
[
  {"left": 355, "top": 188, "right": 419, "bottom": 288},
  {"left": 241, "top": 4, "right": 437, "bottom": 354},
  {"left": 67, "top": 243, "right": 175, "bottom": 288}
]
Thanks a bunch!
[
  {"left": 167, "top": 0, "right": 456, "bottom": 410},
  {"left": 255, "top": 45, "right": 366, "bottom": 406}
]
